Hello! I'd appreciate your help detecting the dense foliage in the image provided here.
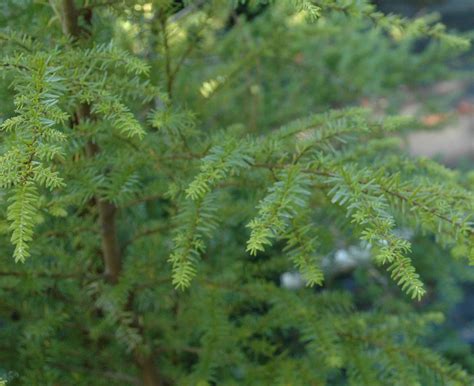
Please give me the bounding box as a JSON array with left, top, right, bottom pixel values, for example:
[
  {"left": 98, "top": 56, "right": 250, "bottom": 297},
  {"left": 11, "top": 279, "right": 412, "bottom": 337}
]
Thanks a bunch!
[{"left": 0, "top": 1, "right": 473, "bottom": 385}]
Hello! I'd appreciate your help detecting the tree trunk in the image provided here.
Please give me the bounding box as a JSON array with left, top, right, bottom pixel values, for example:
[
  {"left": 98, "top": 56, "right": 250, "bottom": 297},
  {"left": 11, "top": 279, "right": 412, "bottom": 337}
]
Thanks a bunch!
[
  {"left": 135, "top": 352, "right": 162, "bottom": 386},
  {"left": 97, "top": 200, "right": 122, "bottom": 283},
  {"left": 57, "top": 1, "right": 162, "bottom": 384}
]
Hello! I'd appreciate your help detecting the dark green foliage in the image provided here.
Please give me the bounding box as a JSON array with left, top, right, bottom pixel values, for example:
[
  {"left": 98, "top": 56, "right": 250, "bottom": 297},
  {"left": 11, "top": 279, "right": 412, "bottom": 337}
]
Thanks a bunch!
[{"left": 0, "top": 1, "right": 473, "bottom": 385}]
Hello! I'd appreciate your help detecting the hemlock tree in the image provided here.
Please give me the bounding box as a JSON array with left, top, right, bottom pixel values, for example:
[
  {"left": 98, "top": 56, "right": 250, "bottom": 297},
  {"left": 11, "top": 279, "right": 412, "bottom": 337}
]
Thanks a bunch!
[{"left": 0, "top": 0, "right": 473, "bottom": 385}]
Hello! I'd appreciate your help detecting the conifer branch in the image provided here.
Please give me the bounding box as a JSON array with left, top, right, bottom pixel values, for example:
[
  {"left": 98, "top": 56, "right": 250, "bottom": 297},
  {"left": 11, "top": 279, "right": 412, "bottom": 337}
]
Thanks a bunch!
[
  {"left": 252, "top": 163, "right": 473, "bottom": 239},
  {"left": 2, "top": 1, "right": 473, "bottom": 382},
  {"left": 0, "top": 32, "right": 33, "bottom": 52}
]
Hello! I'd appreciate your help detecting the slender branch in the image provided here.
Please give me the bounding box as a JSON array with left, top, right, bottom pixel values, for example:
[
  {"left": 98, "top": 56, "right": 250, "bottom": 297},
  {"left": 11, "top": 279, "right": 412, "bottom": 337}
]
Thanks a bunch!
[
  {"left": 82, "top": 0, "right": 124, "bottom": 11},
  {"left": 168, "top": 17, "right": 209, "bottom": 84},
  {"left": 252, "top": 162, "right": 473, "bottom": 238},
  {"left": 123, "top": 194, "right": 165, "bottom": 208},
  {"left": 158, "top": 10, "right": 192, "bottom": 156},
  {"left": 381, "top": 186, "right": 474, "bottom": 238},
  {"left": 51, "top": 362, "right": 141, "bottom": 385},
  {"left": 0, "top": 33, "right": 32, "bottom": 52},
  {"left": 169, "top": 0, "right": 206, "bottom": 23},
  {"left": 124, "top": 225, "right": 170, "bottom": 249},
  {"left": 0, "top": 62, "right": 30, "bottom": 71},
  {"left": 168, "top": 40, "right": 194, "bottom": 85},
  {"left": 0, "top": 270, "right": 92, "bottom": 280},
  {"left": 40, "top": 226, "right": 96, "bottom": 238},
  {"left": 159, "top": 11, "right": 173, "bottom": 99}
]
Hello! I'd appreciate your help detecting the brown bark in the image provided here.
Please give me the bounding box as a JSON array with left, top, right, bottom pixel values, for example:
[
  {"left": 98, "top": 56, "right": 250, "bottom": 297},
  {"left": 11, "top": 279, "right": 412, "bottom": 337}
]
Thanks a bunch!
[
  {"left": 97, "top": 200, "right": 122, "bottom": 283},
  {"left": 54, "top": 0, "right": 80, "bottom": 37},
  {"left": 57, "top": 1, "right": 162, "bottom": 384},
  {"left": 134, "top": 352, "right": 162, "bottom": 386}
]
